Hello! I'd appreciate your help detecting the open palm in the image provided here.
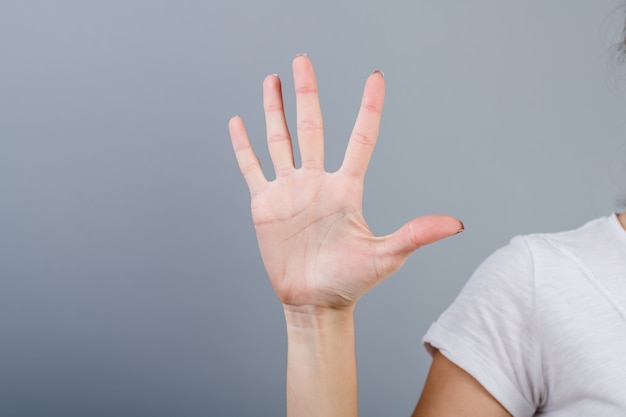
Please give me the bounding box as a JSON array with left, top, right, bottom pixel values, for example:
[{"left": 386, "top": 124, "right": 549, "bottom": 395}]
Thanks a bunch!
[{"left": 229, "top": 56, "right": 462, "bottom": 309}]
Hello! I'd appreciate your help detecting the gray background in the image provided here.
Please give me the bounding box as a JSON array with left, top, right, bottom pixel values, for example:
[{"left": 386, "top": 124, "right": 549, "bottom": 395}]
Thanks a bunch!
[{"left": 2, "top": 0, "right": 626, "bottom": 416}]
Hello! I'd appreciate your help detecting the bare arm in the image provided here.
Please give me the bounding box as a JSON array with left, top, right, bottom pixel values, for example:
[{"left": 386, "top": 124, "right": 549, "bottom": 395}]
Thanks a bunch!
[
  {"left": 283, "top": 306, "right": 357, "bottom": 416},
  {"left": 413, "top": 351, "right": 512, "bottom": 417},
  {"left": 229, "top": 55, "right": 509, "bottom": 417}
]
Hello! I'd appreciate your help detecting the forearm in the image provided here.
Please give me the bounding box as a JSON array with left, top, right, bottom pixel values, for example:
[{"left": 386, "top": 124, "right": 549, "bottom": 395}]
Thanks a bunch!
[{"left": 283, "top": 305, "right": 358, "bottom": 417}]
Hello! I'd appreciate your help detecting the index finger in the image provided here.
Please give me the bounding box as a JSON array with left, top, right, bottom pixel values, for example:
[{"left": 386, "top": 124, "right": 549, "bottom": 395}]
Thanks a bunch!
[{"left": 340, "top": 70, "right": 385, "bottom": 179}]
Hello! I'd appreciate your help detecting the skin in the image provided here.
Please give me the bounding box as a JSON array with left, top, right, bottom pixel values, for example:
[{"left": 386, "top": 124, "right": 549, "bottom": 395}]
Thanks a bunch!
[{"left": 229, "top": 55, "right": 520, "bottom": 416}]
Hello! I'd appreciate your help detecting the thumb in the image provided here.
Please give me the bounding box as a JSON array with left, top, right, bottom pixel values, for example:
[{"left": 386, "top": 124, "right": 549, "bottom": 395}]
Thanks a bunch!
[{"left": 383, "top": 215, "right": 464, "bottom": 257}]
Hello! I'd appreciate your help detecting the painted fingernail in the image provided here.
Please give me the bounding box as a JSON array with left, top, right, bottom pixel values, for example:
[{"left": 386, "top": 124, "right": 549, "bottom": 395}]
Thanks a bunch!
[
  {"left": 295, "top": 52, "right": 308, "bottom": 57},
  {"left": 456, "top": 220, "right": 465, "bottom": 235},
  {"left": 372, "top": 69, "right": 384, "bottom": 78}
]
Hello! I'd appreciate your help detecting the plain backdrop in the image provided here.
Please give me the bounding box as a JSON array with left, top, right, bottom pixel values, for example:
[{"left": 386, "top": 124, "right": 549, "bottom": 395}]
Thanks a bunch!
[{"left": 2, "top": 1, "right": 626, "bottom": 416}]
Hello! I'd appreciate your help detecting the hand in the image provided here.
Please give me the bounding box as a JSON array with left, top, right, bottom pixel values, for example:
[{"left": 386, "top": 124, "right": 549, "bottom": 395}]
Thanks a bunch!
[{"left": 229, "top": 55, "right": 463, "bottom": 310}]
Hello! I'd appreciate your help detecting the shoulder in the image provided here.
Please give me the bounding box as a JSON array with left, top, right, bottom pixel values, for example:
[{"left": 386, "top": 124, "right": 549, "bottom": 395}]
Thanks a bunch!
[
  {"left": 481, "top": 214, "right": 617, "bottom": 278},
  {"left": 522, "top": 214, "right": 617, "bottom": 254},
  {"left": 423, "top": 214, "right": 623, "bottom": 415}
]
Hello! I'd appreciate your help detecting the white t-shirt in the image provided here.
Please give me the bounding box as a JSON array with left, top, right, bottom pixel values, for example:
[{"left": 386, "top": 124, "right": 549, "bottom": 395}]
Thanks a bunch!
[{"left": 423, "top": 214, "right": 626, "bottom": 416}]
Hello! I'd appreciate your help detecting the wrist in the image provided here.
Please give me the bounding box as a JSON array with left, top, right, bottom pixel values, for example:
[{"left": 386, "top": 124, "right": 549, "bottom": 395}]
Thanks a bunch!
[
  {"left": 283, "top": 304, "right": 355, "bottom": 344},
  {"left": 283, "top": 303, "right": 355, "bottom": 328}
]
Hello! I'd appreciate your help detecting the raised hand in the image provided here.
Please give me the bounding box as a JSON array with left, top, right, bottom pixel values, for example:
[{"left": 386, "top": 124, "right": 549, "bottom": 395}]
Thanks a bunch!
[{"left": 229, "top": 55, "right": 462, "bottom": 310}]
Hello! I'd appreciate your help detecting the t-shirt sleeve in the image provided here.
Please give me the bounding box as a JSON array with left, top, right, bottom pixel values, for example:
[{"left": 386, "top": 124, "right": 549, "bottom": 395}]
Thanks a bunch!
[{"left": 422, "top": 236, "right": 545, "bottom": 417}]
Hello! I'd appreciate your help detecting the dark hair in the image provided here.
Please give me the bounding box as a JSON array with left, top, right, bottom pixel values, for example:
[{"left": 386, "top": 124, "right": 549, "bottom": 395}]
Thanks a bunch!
[
  {"left": 607, "top": 5, "right": 626, "bottom": 65},
  {"left": 620, "top": 21, "right": 626, "bottom": 61}
]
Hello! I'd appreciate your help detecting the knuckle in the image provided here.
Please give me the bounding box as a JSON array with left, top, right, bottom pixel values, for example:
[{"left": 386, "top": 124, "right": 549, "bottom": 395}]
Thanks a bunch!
[
  {"left": 351, "top": 130, "right": 375, "bottom": 146},
  {"left": 361, "top": 101, "right": 382, "bottom": 115},
  {"left": 407, "top": 221, "right": 425, "bottom": 249},
  {"left": 295, "top": 85, "right": 318, "bottom": 95},
  {"left": 240, "top": 160, "right": 259, "bottom": 177},
  {"left": 267, "top": 132, "right": 290, "bottom": 144},
  {"left": 301, "top": 158, "right": 323, "bottom": 170},
  {"left": 297, "top": 119, "right": 323, "bottom": 132},
  {"left": 264, "top": 103, "right": 284, "bottom": 112},
  {"left": 233, "top": 141, "right": 251, "bottom": 152},
  {"left": 275, "top": 164, "right": 296, "bottom": 177}
]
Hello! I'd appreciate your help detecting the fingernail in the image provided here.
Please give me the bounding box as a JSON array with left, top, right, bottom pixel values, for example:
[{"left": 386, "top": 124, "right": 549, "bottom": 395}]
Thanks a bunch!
[
  {"left": 295, "top": 52, "right": 308, "bottom": 57},
  {"left": 372, "top": 69, "right": 384, "bottom": 78},
  {"left": 456, "top": 220, "right": 465, "bottom": 235}
]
